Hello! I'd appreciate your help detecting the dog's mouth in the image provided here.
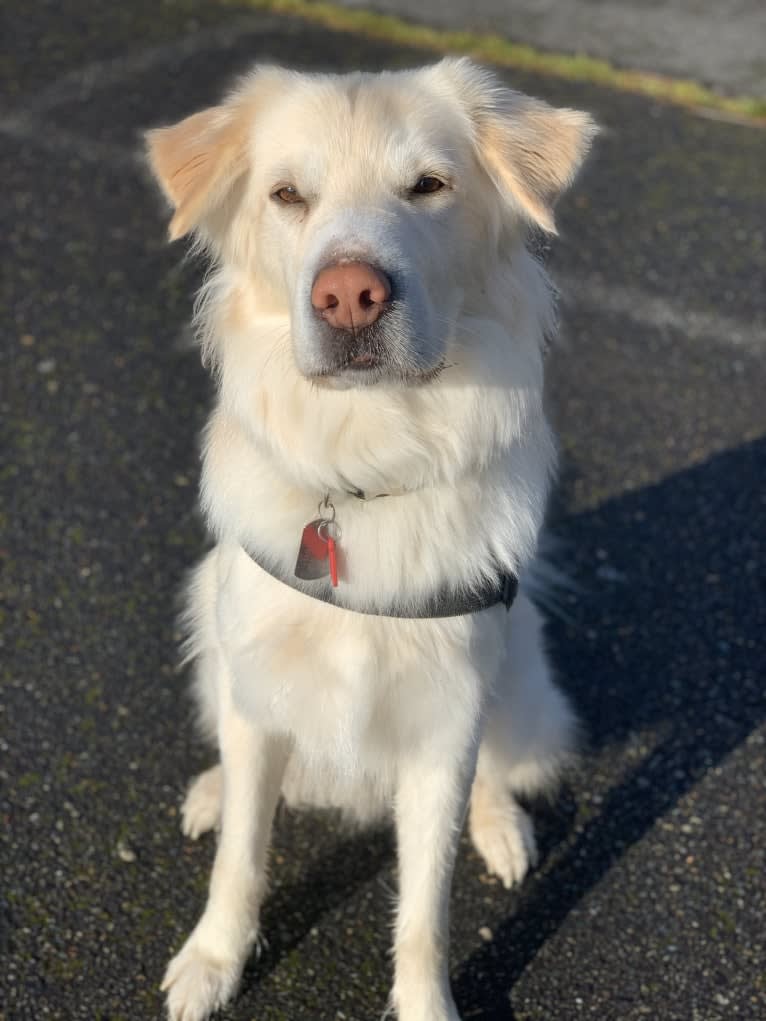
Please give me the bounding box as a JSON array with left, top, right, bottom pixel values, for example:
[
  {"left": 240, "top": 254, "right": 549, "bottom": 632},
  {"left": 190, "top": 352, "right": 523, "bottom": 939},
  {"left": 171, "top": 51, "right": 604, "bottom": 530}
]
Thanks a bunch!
[
  {"left": 304, "top": 312, "right": 417, "bottom": 387},
  {"left": 347, "top": 351, "right": 379, "bottom": 368}
]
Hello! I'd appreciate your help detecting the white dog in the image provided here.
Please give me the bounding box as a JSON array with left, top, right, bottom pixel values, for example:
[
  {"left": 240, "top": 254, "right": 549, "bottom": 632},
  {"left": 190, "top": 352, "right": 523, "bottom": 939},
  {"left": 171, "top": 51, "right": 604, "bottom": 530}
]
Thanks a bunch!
[{"left": 146, "top": 57, "right": 596, "bottom": 1021}]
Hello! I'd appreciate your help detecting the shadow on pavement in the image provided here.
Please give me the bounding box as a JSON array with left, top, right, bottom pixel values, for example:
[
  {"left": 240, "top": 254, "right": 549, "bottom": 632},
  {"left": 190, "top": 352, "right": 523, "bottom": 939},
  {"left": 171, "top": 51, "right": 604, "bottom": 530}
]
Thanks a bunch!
[{"left": 453, "top": 437, "right": 765, "bottom": 1018}]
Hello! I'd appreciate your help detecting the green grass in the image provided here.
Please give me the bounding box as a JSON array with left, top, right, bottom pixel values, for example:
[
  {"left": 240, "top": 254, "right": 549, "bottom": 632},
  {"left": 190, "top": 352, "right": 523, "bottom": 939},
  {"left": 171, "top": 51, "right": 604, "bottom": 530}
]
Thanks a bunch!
[{"left": 221, "top": 0, "right": 766, "bottom": 124}]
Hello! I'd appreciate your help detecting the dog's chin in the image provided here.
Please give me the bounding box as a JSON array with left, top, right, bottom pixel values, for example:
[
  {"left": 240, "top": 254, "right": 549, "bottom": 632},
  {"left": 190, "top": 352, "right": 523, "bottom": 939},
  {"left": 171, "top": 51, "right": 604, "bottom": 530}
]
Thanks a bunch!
[
  {"left": 306, "top": 357, "right": 445, "bottom": 390},
  {"left": 313, "top": 364, "right": 389, "bottom": 390}
]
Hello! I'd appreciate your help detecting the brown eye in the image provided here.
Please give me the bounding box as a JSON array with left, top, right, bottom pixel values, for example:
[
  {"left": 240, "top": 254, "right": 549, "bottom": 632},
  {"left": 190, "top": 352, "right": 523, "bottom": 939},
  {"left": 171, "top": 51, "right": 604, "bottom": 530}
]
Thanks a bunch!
[
  {"left": 411, "top": 175, "right": 445, "bottom": 196},
  {"left": 273, "top": 184, "right": 304, "bottom": 205}
]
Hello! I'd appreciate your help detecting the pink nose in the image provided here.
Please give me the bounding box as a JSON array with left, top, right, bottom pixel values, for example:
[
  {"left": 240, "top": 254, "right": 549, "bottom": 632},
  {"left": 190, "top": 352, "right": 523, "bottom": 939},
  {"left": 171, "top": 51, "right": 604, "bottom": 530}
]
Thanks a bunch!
[{"left": 311, "top": 262, "right": 392, "bottom": 330}]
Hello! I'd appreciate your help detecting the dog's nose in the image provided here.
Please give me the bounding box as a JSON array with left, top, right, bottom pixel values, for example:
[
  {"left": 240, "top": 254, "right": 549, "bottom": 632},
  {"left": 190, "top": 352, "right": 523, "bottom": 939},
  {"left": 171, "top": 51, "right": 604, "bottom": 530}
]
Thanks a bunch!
[{"left": 311, "top": 262, "right": 391, "bottom": 330}]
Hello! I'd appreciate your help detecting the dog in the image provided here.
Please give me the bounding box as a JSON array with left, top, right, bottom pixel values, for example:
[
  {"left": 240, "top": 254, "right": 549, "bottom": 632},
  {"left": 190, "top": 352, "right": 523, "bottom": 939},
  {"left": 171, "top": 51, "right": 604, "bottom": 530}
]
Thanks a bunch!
[{"left": 145, "top": 57, "right": 596, "bottom": 1021}]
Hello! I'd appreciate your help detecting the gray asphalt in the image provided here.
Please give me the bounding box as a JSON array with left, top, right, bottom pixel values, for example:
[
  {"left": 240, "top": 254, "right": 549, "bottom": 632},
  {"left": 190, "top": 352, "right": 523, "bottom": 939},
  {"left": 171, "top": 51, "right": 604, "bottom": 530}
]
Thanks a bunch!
[
  {"left": 338, "top": 0, "right": 766, "bottom": 96},
  {"left": 1, "top": 3, "right": 765, "bottom": 1021}
]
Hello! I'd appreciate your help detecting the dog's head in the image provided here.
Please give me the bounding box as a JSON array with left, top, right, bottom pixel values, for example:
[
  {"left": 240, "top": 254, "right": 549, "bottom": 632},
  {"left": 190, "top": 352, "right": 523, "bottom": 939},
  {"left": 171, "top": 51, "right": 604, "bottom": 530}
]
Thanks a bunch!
[{"left": 146, "top": 59, "right": 595, "bottom": 388}]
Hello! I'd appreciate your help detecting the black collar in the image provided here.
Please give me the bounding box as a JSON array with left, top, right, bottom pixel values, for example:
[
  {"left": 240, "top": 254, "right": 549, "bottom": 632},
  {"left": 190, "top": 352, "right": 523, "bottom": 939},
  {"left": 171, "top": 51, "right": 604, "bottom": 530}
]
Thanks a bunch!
[{"left": 242, "top": 545, "right": 518, "bottom": 619}]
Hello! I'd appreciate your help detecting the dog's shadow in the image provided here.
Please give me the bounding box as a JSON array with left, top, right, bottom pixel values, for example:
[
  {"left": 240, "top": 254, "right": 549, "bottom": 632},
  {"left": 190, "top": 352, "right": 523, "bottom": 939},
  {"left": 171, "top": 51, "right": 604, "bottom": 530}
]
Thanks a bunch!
[
  {"left": 453, "top": 437, "right": 765, "bottom": 1018},
  {"left": 240, "top": 810, "right": 395, "bottom": 992}
]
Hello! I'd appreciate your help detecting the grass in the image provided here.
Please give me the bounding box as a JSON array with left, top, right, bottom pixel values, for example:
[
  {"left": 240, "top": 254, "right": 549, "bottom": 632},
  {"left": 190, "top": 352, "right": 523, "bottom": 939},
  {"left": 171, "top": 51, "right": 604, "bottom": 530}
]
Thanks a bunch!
[{"left": 220, "top": 0, "right": 766, "bottom": 124}]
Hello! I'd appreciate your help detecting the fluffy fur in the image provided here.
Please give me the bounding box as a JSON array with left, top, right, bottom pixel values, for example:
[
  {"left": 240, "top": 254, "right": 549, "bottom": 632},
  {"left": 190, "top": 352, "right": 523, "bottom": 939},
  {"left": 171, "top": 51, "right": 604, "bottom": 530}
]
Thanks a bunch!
[{"left": 145, "top": 57, "right": 595, "bottom": 1021}]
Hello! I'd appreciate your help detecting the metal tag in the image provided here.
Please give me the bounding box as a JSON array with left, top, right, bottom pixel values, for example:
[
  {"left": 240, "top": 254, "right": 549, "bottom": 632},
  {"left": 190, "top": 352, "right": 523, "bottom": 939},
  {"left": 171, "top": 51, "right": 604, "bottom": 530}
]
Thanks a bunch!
[{"left": 294, "top": 520, "right": 330, "bottom": 581}]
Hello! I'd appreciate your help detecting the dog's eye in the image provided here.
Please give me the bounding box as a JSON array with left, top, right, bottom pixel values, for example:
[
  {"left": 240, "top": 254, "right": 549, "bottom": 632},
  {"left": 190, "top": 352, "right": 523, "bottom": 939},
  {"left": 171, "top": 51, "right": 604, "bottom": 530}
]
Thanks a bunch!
[
  {"left": 272, "top": 185, "right": 304, "bottom": 205},
  {"left": 411, "top": 176, "right": 446, "bottom": 196}
]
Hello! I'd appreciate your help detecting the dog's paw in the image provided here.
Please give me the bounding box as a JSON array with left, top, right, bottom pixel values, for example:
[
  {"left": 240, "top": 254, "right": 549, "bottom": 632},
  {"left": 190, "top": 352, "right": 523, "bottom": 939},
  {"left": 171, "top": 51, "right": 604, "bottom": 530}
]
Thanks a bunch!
[
  {"left": 181, "top": 766, "right": 222, "bottom": 840},
  {"left": 161, "top": 936, "right": 242, "bottom": 1021},
  {"left": 469, "top": 792, "right": 538, "bottom": 889}
]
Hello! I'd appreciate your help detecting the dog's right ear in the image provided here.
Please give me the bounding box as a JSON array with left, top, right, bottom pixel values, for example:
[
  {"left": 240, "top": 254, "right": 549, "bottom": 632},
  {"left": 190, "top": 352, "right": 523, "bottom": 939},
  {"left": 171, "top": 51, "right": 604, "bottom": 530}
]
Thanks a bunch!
[{"left": 145, "top": 104, "right": 251, "bottom": 242}]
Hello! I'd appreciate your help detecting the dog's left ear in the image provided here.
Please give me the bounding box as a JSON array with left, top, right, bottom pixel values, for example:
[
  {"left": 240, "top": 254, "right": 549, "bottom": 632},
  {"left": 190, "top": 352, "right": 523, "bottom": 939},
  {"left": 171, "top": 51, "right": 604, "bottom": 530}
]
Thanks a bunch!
[{"left": 437, "top": 58, "right": 598, "bottom": 234}]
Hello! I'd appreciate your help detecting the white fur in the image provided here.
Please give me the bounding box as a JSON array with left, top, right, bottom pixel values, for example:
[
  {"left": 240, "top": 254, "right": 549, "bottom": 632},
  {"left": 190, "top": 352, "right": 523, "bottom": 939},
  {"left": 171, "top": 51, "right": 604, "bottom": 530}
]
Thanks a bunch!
[{"left": 146, "top": 58, "right": 595, "bottom": 1021}]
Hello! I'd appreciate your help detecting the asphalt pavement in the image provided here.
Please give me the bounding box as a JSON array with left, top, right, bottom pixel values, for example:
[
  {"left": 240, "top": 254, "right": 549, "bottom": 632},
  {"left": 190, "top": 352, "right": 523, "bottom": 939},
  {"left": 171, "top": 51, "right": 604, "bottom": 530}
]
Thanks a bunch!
[{"left": 1, "top": 3, "right": 765, "bottom": 1020}]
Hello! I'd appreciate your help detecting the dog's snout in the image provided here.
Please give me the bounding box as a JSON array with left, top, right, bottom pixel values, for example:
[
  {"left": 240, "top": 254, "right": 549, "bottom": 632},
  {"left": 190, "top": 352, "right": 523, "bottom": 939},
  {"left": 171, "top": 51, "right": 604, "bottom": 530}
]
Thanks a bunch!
[{"left": 311, "top": 262, "right": 392, "bottom": 330}]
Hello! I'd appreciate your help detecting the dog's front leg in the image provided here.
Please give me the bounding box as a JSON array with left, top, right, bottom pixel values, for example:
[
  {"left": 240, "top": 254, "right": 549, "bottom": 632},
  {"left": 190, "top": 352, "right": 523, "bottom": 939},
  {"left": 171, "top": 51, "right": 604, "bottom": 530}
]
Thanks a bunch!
[
  {"left": 162, "top": 689, "right": 290, "bottom": 1021},
  {"left": 392, "top": 720, "right": 480, "bottom": 1021}
]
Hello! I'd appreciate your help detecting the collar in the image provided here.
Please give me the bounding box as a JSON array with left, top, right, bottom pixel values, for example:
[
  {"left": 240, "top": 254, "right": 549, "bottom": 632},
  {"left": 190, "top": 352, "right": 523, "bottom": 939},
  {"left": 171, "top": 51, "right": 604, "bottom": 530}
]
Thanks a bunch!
[
  {"left": 241, "top": 544, "right": 518, "bottom": 619},
  {"left": 340, "top": 484, "right": 408, "bottom": 501}
]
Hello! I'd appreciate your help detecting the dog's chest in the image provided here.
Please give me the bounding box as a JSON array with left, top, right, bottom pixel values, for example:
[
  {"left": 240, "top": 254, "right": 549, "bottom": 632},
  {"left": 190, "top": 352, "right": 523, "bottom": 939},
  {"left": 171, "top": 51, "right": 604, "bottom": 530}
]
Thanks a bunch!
[{"left": 217, "top": 553, "right": 489, "bottom": 772}]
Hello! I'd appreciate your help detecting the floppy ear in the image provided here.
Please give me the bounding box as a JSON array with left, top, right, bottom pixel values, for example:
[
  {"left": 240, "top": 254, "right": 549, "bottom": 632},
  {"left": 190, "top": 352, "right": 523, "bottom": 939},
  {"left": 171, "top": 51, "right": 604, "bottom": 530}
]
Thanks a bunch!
[
  {"left": 439, "top": 58, "right": 598, "bottom": 233},
  {"left": 145, "top": 103, "right": 251, "bottom": 241}
]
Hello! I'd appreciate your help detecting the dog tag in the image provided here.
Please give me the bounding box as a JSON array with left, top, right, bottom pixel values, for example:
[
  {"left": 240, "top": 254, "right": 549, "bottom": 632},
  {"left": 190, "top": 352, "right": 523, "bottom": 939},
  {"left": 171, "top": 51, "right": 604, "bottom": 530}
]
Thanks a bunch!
[{"left": 295, "top": 520, "right": 330, "bottom": 581}]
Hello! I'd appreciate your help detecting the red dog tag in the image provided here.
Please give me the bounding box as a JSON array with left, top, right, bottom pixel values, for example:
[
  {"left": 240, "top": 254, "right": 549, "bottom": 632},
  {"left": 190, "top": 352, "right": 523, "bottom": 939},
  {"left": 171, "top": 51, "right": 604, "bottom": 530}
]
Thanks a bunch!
[
  {"left": 295, "top": 520, "right": 329, "bottom": 580},
  {"left": 294, "top": 520, "right": 340, "bottom": 586}
]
